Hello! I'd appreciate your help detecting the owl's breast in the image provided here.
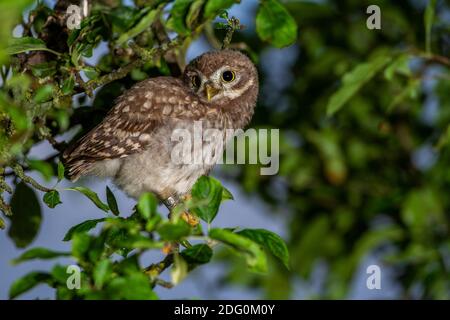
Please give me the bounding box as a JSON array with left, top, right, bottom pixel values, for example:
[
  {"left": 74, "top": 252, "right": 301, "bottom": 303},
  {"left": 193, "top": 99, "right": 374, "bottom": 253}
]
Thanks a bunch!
[{"left": 114, "top": 118, "right": 230, "bottom": 200}]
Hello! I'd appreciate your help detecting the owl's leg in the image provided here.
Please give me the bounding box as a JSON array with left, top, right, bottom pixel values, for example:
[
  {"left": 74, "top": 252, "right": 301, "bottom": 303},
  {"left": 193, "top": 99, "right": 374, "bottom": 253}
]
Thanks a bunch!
[
  {"left": 163, "top": 194, "right": 199, "bottom": 227},
  {"left": 160, "top": 195, "right": 199, "bottom": 255}
]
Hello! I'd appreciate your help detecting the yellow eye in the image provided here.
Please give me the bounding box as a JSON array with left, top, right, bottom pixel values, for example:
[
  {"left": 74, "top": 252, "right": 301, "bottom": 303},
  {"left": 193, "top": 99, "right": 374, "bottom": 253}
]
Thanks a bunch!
[{"left": 221, "top": 70, "right": 235, "bottom": 82}]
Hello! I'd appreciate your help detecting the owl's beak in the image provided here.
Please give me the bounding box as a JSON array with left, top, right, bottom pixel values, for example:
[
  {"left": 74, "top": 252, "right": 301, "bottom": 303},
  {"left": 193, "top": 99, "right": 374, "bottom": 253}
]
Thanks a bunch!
[{"left": 205, "top": 84, "right": 219, "bottom": 101}]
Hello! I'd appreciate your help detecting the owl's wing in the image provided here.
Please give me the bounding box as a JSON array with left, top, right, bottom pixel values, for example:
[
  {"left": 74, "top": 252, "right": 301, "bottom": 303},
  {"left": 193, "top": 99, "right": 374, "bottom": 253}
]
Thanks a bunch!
[{"left": 63, "top": 77, "right": 207, "bottom": 180}]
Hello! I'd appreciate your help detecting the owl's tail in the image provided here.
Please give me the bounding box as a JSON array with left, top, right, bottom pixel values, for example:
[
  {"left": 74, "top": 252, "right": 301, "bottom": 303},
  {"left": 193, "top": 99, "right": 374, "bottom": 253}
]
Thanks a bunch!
[{"left": 62, "top": 147, "right": 94, "bottom": 182}]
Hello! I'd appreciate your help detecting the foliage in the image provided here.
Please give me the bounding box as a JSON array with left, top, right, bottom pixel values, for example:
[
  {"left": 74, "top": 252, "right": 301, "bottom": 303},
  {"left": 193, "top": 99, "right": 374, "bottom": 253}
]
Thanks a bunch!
[
  {"left": 0, "top": 0, "right": 449, "bottom": 300},
  {"left": 0, "top": 0, "right": 294, "bottom": 300},
  {"left": 0, "top": 0, "right": 295, "bottom": 299},
  {"left": 0, "top": 0, "right": 297, "bottom": 299},
  {"left": 227, "top": 0, "right": 449, "bottom": 299},
  {"left": 8, "top": 176, "right": 289, "bottom": 299}
]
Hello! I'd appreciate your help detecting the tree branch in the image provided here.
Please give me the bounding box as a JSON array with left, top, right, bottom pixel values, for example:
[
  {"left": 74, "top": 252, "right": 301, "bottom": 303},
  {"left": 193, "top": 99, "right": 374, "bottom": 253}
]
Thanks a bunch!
[
  {"left": 222, "top": 17, "right": 241, "bottom": 49},
  {"left": 11, "top": 164, "right": 53, "bottom": 192},
  {"left": 0, "top": 196, "right": 12, "bottom": 216},
  {"left": 154, "top": 278, "right": 174, "bottom": 289},
  {"left": 144, "top": 253, "right": 174, "bottom": 278},
  {"left": 85, "top": 39, "right": 182, "bottom": 95}
]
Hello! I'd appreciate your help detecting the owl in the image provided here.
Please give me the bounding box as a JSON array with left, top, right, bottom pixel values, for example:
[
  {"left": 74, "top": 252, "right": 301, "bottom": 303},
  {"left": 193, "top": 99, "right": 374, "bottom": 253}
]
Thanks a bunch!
[{"left": 63, "top": 50, "right": 258, "bottom": 223}]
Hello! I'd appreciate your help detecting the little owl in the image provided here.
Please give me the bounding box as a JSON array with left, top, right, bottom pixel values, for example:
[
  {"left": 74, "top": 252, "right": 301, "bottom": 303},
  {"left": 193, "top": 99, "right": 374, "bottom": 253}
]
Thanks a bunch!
[{"left": 63, "top": 50, "right": 258, "bottom": 223}]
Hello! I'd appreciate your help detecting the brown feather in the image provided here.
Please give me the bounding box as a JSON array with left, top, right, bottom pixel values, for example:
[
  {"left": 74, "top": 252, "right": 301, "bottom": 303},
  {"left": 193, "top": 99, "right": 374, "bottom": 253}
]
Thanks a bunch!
[{"left": 63, "top": 77, "right": 208, "bottom": 180}]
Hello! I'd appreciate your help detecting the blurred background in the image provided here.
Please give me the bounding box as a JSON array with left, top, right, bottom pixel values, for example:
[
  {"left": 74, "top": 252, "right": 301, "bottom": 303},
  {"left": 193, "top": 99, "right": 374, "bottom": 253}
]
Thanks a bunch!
[{"left": 1, "top": 0, "right": 449, "bottom": 299}]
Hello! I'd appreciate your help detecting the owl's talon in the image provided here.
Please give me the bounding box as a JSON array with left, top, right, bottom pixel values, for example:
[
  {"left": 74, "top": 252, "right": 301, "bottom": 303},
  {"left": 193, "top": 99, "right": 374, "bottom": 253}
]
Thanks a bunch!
[{"left": 181, "top": 211, "right": 199, "bottom": 227}]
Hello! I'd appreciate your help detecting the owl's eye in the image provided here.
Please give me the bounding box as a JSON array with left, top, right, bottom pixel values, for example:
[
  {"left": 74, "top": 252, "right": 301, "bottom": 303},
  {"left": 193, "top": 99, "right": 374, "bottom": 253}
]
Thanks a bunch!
[
  {"left": 192, "top": 75, "right": 201, "bottom": 88},
  {"left": 221, "top": 70, "right": 235, "bottom": 82}
]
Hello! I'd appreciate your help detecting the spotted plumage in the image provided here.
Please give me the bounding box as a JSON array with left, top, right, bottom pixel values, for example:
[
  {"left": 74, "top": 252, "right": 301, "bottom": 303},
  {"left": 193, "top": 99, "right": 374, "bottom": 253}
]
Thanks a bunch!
[{"left": 63, "top": 50, "right": 258, "bottom": 203}]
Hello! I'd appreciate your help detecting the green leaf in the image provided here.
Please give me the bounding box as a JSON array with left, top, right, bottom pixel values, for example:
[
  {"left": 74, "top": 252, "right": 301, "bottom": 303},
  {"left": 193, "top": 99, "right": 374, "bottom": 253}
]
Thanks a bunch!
[
  {"left": 386, "top": 78, "right": 420, "bottom": 112},
  {"left": 166, "top": 0, "right": 192, "bottom": 35},
  {"left": 54, "top": 110, "right": 70, "bottom": 131},
  {"left": 157, "top": 220, "right": 191, "bottom": 241},
  {"left": 50, "top": 264, "right": 71, "bottom": 285},
  {"left": 209, "top": 228, "right": 267, "bottom": 273},
  {"left": 27, "top": 159, "right": 53, "bottom": 181},
  {"left": 33, "top": 84, "right": 54, "bottom": 103},
  {"left": 117, "top": 8, "right": 158, "bottom": 44},
  {"left": 67, "top": 187, "right": 110, "bottom": 212},
  {"left": 384, "top": 54, "right": 411, "bottom": 81},
  {"left": 190, "top": 176, "right": 223, "bottom": 223},
  {"left": 12, "top": 247, "right": 70, "bottom": 265},
  {"left": 145, "top": 215, "right": 162, "bottom": 232},
  {"left": 6, "top": 74, "right": 31, "bottom": 93},
  {"left": 256, "top": 0, "right": 298, "bottom": 48},
  {"left": 424, "top": 0, "right": 437, "bottom": 53},
  {"left": 107, "top": 6, "right": 141, "bottom": 33},
  {"left": 61, "top": 74, "right": 75, "bottom": 95},
  {"left": 82, "top": 66, "right": 99, "bottom": 80},
  {"left": 222, "top": 186, "right": 234, "bottom": 201},
  {"left": 106, "top": 186, "right": 120, "bottom": 216},
  {"left": 116, "top": 236, "right": 164, "bottom": 250},
  {"left": 237, "top": 228, "right": 290, "bottom": 269},
  {"left": 137, "top": 192, "right": 157, "bottom": 220},
  {"left": 6, "top": 37, "right": 60, "bottom": 56},
  {"left": 171, "top": 253, "right": 188, "bottom": 285},
  {"left": 436, "top": 124, "right": 450, "bottom": 150},
  {"left": 186, "top": 0, "right": 205, "bottom": 29},
  {"left": 67, "top": 28, "right": 80, "bottom": 47},
  {"left": 181, "top": 244, "right": 213, "bottom": 264},
  {"left": 93, "top": 259, "right": 113, "bottom": 289},
  {"left": 52, "top": 265, "right": 76, "bottom": 300},
  {"left": 71, "top": 232, "right": 92, "bottom": 259},
  {"left": 350, "top": 226, "right": 404, "bottom": 268},
  {"left": 57, "top": 162, "right": 65, "bottom": 182},
  {"left": 63, "top": 218, "right": 106, "bottom": 241},
  {"left": 130, "top": 68, "right": 147, "bottom": 81},
  {"left": 71, "top": 45, "right": 82, "bottom": 66},
  {"left": 214, "top": 21, "right": 229, "bottom": 29},
  {"left": 219, "top": 10, "right": 229, "bottom": 19},
  {"left": 106, "top": 273, "right": 158, "bottom": 300},
  {"left": 0, "top": 217, "right": 5, "bottom": 230},
  {"left": 204, "top": 0, "right": 239, "bottom": 18},
  {"left": 43, "top": 190, "right": 62, "bottom": 208},
  {"left": 326, "top": 53, "right": 392, "bottom": 116},
  {"left": 8, "top": 182, "right": 42, "bottom": 248},
  {"left": 156, "top": 57, "right": 171, "bottom": 75},
  {"left": 9, "top": 272, "right": 52, "bottom": 299},
  {"left": 401, "top": 188, "right": 444, "bottom": 238},
  {"left": 30, "top": 61, "right": 57, "bottom": 78}
]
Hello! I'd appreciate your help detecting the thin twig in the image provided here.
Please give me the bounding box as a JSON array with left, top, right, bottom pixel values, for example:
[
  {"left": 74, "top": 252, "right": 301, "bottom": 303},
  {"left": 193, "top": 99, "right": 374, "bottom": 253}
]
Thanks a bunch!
[
  {"left": 425, "top": 54, "right": 450, "bottom": 67},
  {"left": 11, "top": 164, "right": 52, "bottom": 192},
  {"left": 0, "top": 196, "right": 12, "bottom": 216},
  {"left": 154, "top": 278, "right": 174, "bottom": 289},
  {"left": 86, "top": 39, "right": 181, "bottom": 94},
  {"left": 144, "top": 253, "right": 174, "bottom": 278},
  {"left": 73, "top": 71, "right": 89, "bottom": 95},
  {"left": 0, "top": 178, "right": 12, "bottom": 194},
  {"left": 222, "top": 17, "right": 241, "bottom": 49},
  {"left": 409, "top": 48, "right": 450, "bottom": 67},
  {"left": 37, "top": 122, "right": 67, "bottom": 152},
  {"left": 45, "top": 135, "right": 67, "bottom": 152},
  {"left": 3, "top": 153, "right": 60, "bottom": 177}
]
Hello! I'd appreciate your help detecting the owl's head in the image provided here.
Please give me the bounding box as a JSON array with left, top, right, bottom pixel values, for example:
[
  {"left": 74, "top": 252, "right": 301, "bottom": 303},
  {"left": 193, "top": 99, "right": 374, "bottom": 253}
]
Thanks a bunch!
[{"left": 183, "top": 50, "right": 259, "bottom": 107}]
